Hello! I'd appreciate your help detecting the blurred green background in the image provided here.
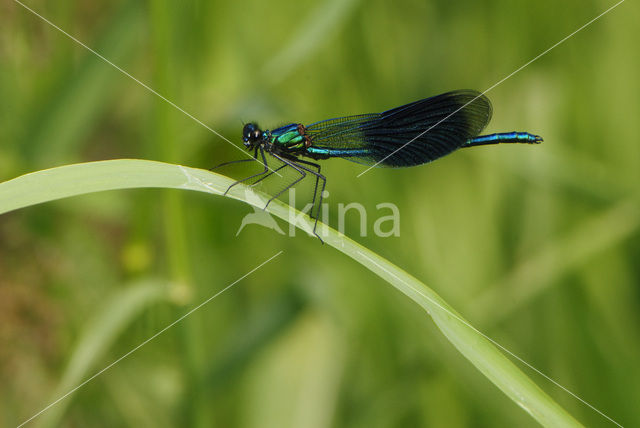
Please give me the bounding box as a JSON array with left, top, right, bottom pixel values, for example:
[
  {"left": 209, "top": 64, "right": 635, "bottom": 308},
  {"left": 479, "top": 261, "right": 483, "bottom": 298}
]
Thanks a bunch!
[{"left": 1, "top": 0, "right": 638, "bottom": 426}]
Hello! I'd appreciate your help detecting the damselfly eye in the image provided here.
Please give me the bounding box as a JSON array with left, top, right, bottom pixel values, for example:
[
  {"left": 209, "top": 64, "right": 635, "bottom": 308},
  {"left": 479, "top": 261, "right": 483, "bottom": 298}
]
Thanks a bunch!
[{"left": 242, "top": 123, "right": 261, "bottom": 144}]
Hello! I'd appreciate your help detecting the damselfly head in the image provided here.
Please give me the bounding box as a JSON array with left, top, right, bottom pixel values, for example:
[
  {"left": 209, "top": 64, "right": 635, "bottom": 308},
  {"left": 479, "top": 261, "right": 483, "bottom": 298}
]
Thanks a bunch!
[{"left": 242, "top": 123, "right": 262, "bottom": 148}]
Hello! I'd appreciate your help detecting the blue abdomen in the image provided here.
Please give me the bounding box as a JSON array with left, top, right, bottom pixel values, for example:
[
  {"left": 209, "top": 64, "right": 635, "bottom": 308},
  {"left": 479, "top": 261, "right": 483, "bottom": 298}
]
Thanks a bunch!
[
  {"left": 466, "top": 132, "right": 542, "bottom": 147},
  {"left": 306, "top": 147, "right": 371, "bottom": 157}
]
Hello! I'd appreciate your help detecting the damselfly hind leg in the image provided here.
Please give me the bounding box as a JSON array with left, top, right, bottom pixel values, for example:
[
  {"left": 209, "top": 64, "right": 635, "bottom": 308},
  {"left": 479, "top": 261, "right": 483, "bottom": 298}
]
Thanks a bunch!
[
  {"left": 264, "top": 153, "right": 308, "bottom": 211},
  {"left": 287, "top": 158, "right": 325, "bottom": 241},
  {"left": 268, "top": 154, "right": 326, "bottom": 242}
]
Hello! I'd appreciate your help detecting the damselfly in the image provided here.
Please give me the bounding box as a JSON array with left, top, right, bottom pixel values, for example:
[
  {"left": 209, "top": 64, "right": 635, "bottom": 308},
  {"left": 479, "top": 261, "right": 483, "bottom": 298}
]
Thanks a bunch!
[{"left": 213, "top": 90, "right": 542, "bottom": 241}]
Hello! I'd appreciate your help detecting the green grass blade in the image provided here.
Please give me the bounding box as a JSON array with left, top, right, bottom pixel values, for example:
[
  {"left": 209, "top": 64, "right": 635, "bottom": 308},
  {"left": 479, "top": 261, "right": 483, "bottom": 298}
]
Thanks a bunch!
[
  {"left": 260, "top": 0, "right": 361, "bottom": 85},
  {"left": 470, "top": 199, "right": 640, "bottom": 325},
  {"left": 1, "top": 159, "right": 583, "bottom": 427},
  {"left": 22, "top": 2, "right": 143, "bottom": 166},
  {"left": 35, "top": 278, "right": 169, "bottom": 428}
]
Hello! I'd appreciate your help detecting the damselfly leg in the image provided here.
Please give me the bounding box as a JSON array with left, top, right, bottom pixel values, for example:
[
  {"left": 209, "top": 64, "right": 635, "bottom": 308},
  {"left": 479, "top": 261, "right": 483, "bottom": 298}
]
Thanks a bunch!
[
  {"left": 220, "top": 147, "right": 270, "bottom": 196},
  {"left": 267, "top": 153, "right": 326, "bottom": 242}
]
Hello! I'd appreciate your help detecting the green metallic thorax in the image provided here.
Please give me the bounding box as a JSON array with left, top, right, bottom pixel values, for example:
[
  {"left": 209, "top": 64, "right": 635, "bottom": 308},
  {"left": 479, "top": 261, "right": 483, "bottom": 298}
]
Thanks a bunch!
[{"left": 268, "top": 124, "right": 309, "bottom": 153}]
